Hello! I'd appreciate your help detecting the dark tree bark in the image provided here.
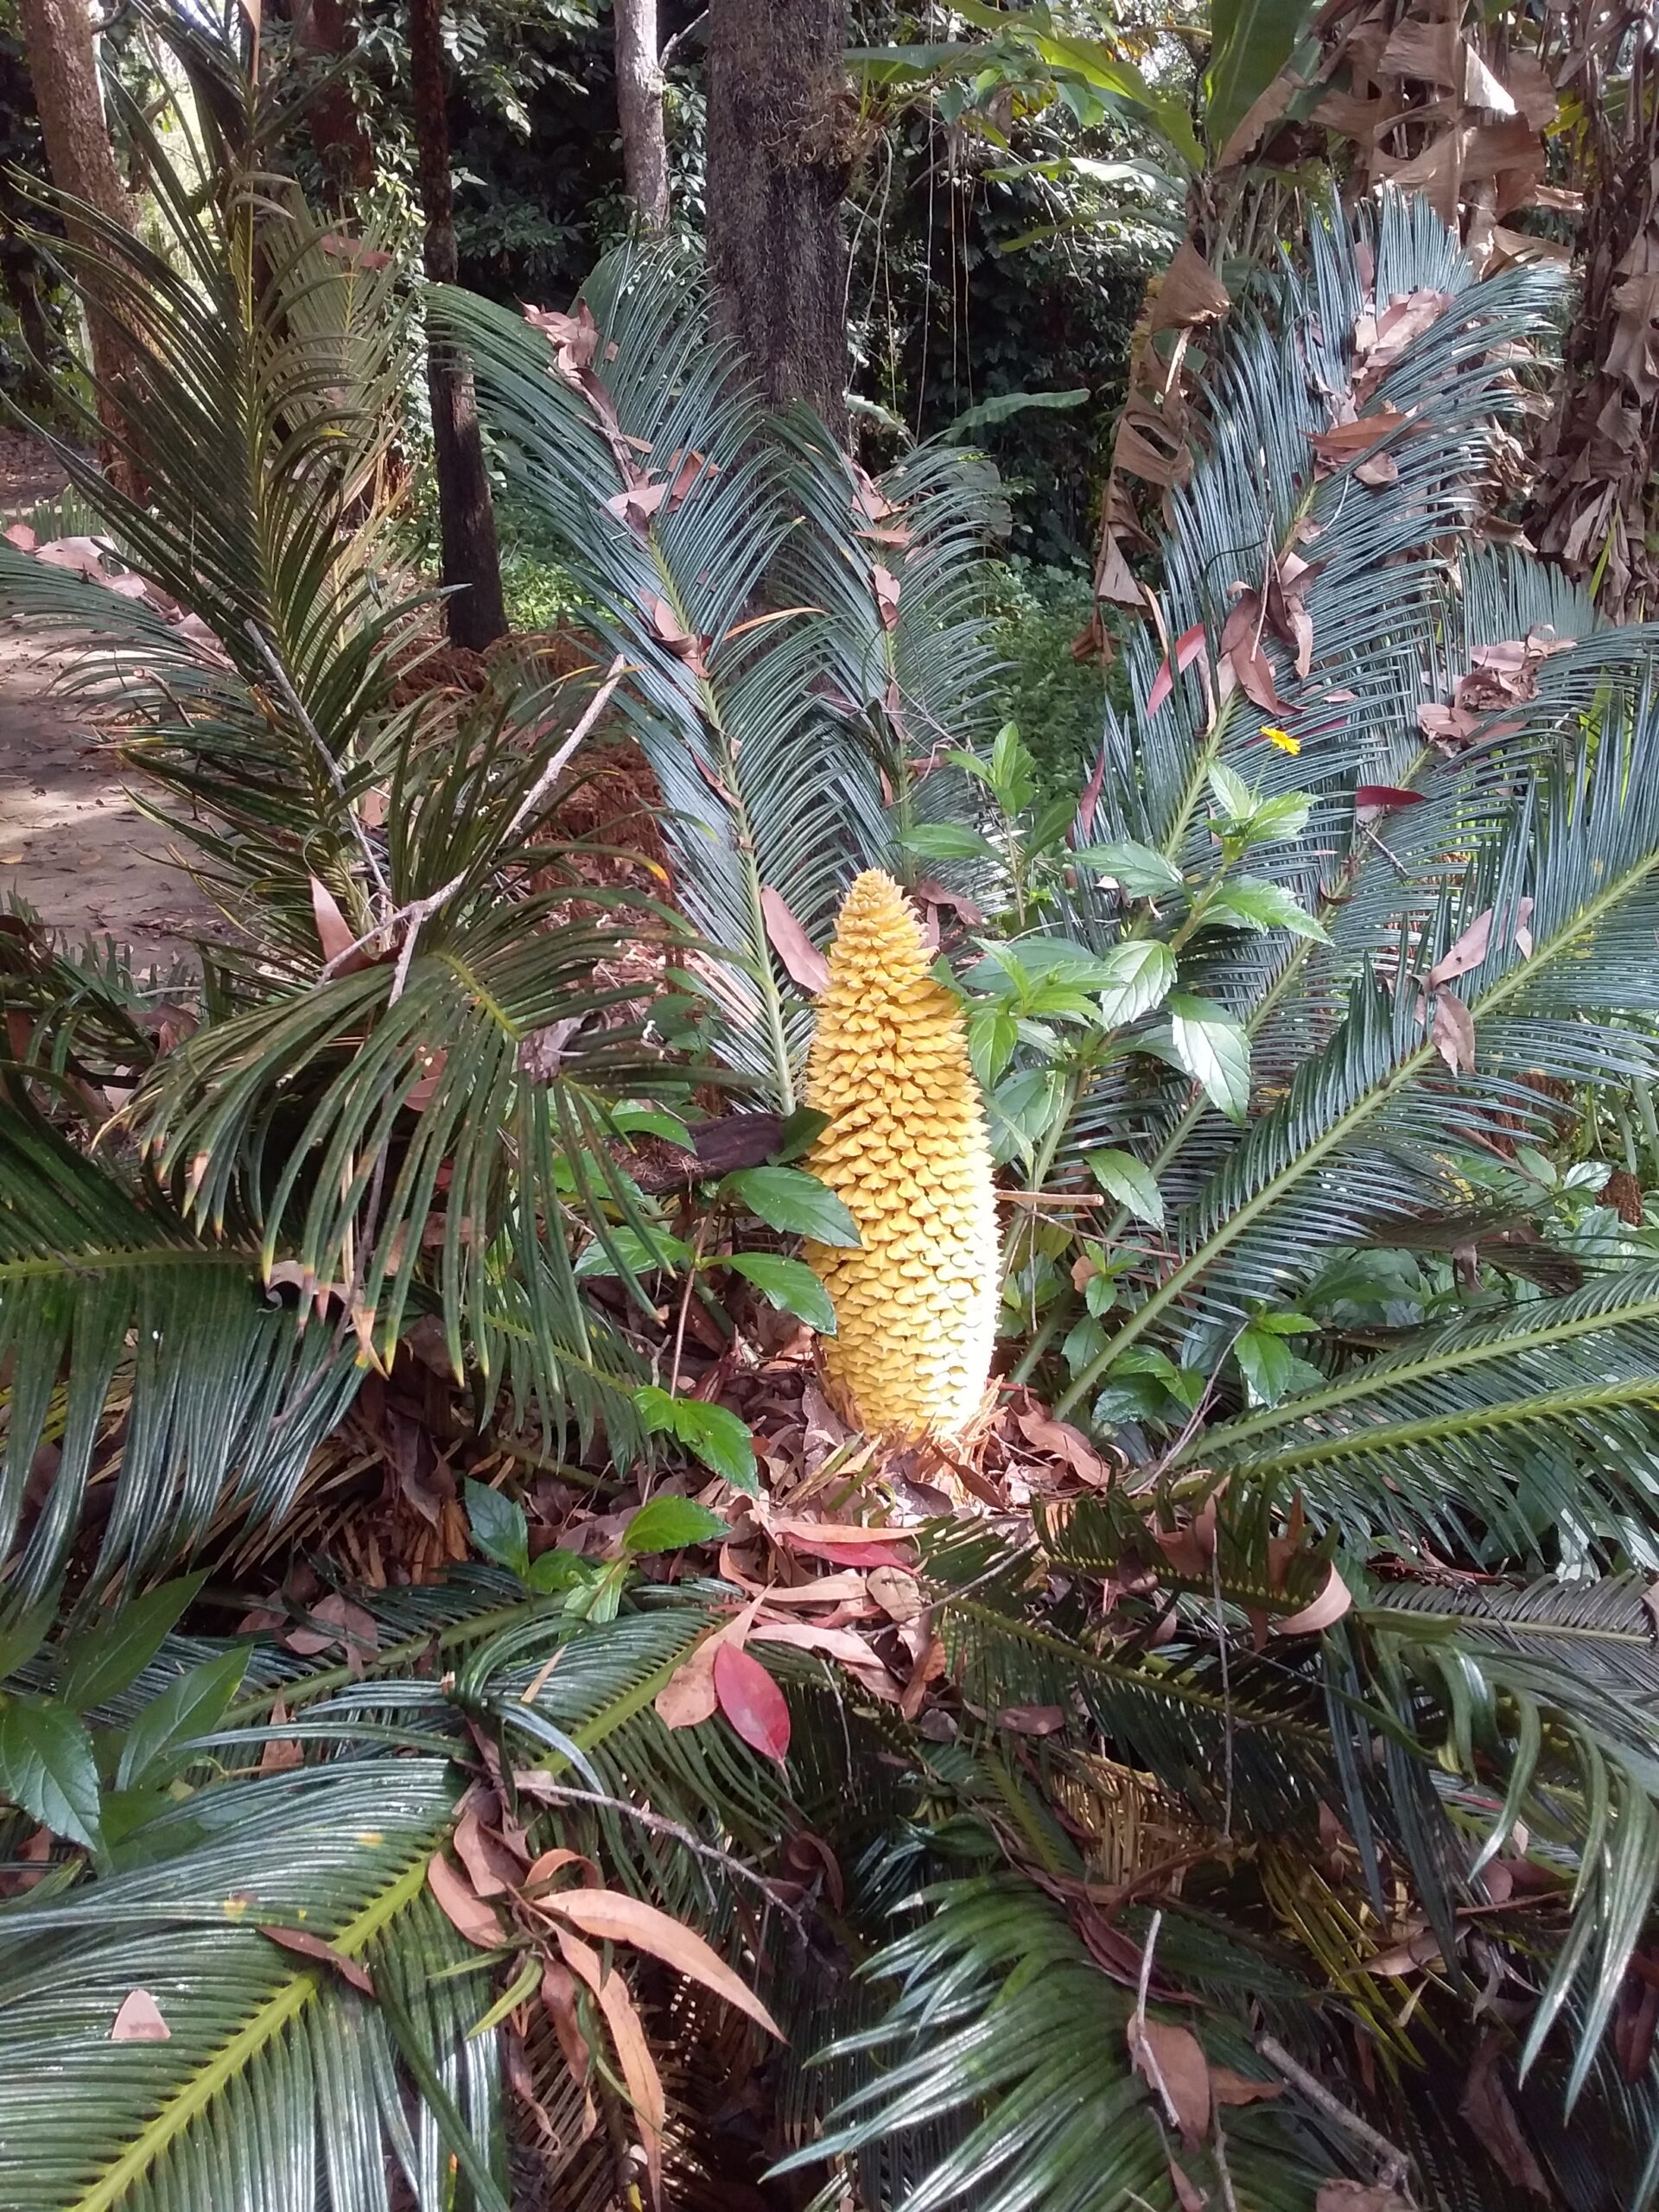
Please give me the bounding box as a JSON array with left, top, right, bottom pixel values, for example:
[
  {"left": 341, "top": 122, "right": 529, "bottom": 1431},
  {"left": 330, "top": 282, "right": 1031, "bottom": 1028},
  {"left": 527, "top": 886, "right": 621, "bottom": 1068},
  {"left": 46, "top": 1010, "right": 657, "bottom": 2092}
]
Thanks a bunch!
[
  {"left": 289, "top": 0, "right": 375, "bottom": 207},
  {"left": 613, "top": 0, "right": 670, "bottom": 232},
  {"left": 705, "top": 0, "right": 852, "bottom": 442},
  {"left": 408, "top": 0, "right": 507, "bottom": 652},
  {"left": 14, "top": 0, "right": 138, "bottom": 487}
]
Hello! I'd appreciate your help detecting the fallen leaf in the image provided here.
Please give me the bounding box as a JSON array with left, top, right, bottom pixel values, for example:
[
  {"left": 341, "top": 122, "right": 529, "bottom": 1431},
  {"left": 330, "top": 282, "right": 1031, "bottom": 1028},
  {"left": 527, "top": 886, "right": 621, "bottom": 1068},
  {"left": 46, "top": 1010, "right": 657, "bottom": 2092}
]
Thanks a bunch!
[
  {"left": 782, "top": 1828, "right": 845, "bottom": 1908},
  {"left": 998, "top": 1703, "right": 1067, "bottom": 1735},
  {"left": 760, "top": 886, "right": 830, "bottom": 995},
  {"left": 3, "top": 522, "right": 36, "bottom": 551},
  {"left": 454, "top": 1806, "right": 528, "bottom": 1897},
  {"left": 1458, "top": 2031, "right": 1549, "bottom": 2196},
  {"left": 713, "top": 1639, "right": 791, "bottom": 1762},
  {"left": 1274, "top": 1565, "right": 1353, "bottom": 1637},
  {"left": 768, "top": 1516, "right": 918, "bottom": 1563},
  {"left": 540, "top": 1958, "right": 597, "bottom": 2111},
  {"left": 1354, "top": 785, "right": 1427, "bottom": 815},
  {"left": 647, "top": 594, "right": 710, "bottom": 679},
  {"left": 1432, "top": 989, "right": 1478, "bottom": 1075},
  {"left": 1308, "top": 407, "right": 1407, "bottom": 467},
  {"left": 259, "top": 1694, "right": 303, "bottom": 1774},
  {"left": 1128, "top": 2016, "right": 1211, "bottom": 2143},
  {"left": 308, "top": 876, "right": 363, "bottom": 969},
  {"left": 427, "top": 1852, "right": 507, "bottom": 1949},
  {"left": 1365, "top": 1923, "right": 1446, "bottom": 1976},
  {"left": 1211, "top": 2066, "right": 1284, "bottom": 2107},
  {"left": 1015, "top": 1409, "right": 1109, "bottom": 1484},
  {"left": 558, "top": 1930, "right": 664, "bottom": 2207},
  {"left": 541, "top": 1885, "right": 784, "bottom": 2037},
  {"left": 257, "top": 1923, "right": 376, "bottom": 1996},
  {"left": 654, "top": 1599, "right": 761, "bottom": 1729},
  {"left": 749, "top": 1618, "right": 904, "bottom": 1701},
  {"left": 1168, "top": 2158, "right": 1207, "bottom": 2212},
  {"left": 1147, "top": 622, "right": 1207, "bottom": 717},
  {"left": 872, "top": 563, "right": 902, "bottom": 630},
  {"left": 1355, "top": 449, "right": 1399, "bottom": 487},
  {"left": 110, "top": 1989, "right": 170, "bottom": 2042},
  {"left": 866, "top": 1566, "right": 924, "bottom": 1622},
  {"left": 283, "top": 1592, "right": 379, "bottom": 1675},
  {"left": 665, "top": 446, "right": 718, "bottom": 505},
  {"left": 1316, "top": 2188, "right": 1413, "bottom": 2212}
]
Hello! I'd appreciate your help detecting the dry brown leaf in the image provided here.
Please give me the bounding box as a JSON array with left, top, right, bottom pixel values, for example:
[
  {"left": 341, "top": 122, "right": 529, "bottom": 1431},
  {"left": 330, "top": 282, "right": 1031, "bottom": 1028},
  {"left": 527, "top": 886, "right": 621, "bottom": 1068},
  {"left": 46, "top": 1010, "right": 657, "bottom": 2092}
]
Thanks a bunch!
[
  {"left": 1366, "top": 1923, "right": 1447, "bottom": 1977},
  {"left": 427, "top": 1852, "right": 507, "bottom": 1949},
  {"left": 1014, "top": 1409, "right": 1109, "bottom": 1484},
  {"left": 1147, "top": 242, "right": 1231, "bottom": 335},
  {"left": 259, "top": 1694, "right": 303, "bottom": 1775},
  {"left": 997, "top": 1703, "right": 1066, "bottom": 1735},
  {"left": 110, "top": 1989, "right": 170, "bottom": 2042},
  {"left": 760, "top": 886, "right": 830, "bottom": 995},
  {"left": 558, "top": 1929, "right": 664, "bottom": 2207},
  {"left": 283, "top": 1592, "right": 378, "bottom": 1675},
  {"left": 872, "top": 564, "right": 902, "bottom": 630},
  {"left": 1316, "top": 2189, "right": 1414, "bottom": 2212},
  {"left": 653, "top": 1599, "right": 761, "bottom": 1729},
  {"left": 1274, "top": 1565, "right": 1353, "bottom": 1637},
  {"left": 258, "top": 1923, "right": 376, "bottom": 1996},
  {"left": 543, "top": 1886, "right": 783, "bottom": 2037},
  {"left": 454, "top": 1807, "right": 528, "bottom": 1898},
  {"left": 1354, "top": 449, "right": 1400, "bottom": 488},
  {"left": 1432, "top": 989, "right": 1478, "bottom": 1074},
  {"left": 1308, "top": 408, "right": 1407, "bottom": 467},
  {"left": 1211, "top": 2065, "right": 1284, "bottom": 2107},
  {"left": 1459, "top": 2031, "right": 1550, "bottom": 2197},
  {"left": 1128, "top": 2016, "right": 1211, "bottom": 2144},
  {"left": 1167, "top": 2158, "right": 1208, "bottom": 2212},
  {"left": 308, "top": 876, "right": 363, "bottom": 969},
  {"left": 866, "top": 1565, "right": 924, "bottom": 1622}
]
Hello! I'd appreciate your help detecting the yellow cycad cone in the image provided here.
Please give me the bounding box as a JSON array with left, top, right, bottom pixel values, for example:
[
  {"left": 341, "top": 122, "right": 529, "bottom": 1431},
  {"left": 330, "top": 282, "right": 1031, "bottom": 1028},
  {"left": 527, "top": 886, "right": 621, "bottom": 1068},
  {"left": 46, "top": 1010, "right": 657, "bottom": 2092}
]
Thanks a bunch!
[{"left": 803, "top": 869, "right": 1000, "bottom": 1438}]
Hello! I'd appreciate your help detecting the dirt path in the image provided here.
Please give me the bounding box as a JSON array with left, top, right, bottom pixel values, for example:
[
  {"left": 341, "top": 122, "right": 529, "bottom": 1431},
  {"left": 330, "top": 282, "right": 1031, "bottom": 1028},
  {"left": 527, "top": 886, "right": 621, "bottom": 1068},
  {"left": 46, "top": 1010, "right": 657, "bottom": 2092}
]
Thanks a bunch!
[{"left": 0, "top": 433, "right": 226, "bottom": 976}]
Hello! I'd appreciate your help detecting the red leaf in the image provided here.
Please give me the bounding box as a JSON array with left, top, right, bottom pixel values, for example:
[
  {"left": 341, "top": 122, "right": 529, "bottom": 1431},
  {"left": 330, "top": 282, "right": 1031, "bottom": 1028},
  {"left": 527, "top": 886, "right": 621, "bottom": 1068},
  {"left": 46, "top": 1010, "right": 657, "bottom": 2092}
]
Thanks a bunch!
[
  {"left": 257, "top": 1923, "right": 376, "bottom": 1996},
  {"left": 760, "top": 886, "right": 830, "bottom": 995},
  {"left": 1354, "top": 785, "right": 1427, "bottom": 813},
  {"left": 713, "top": 1640, "right": 791, "bottom": 1761},
  {"left": 777, "top": 1533, "right": 917, "bottom": 1568},
  {"left": 1147, "top": 621, "right": 1206, "bottom": 717}
]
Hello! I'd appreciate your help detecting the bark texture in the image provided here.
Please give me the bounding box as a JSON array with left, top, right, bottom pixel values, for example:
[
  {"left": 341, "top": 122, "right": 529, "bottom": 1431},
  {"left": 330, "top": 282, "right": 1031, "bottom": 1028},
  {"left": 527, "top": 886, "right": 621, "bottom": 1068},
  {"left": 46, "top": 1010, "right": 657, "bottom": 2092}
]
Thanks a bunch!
[
  {"left": 408, "top": 0, "right": 507, "bottom": 652},
  {"left": 289, "top": 0, "right": 375, "bottom": 206},
  {"left": 706, "top": 0, "right": 852, "bottom": 442},
  {"left": 14, "top": 0, "right": 137, "bottom": 484},
  {"left": 613, "top": 0, "right": 670, "bottom": 232}
]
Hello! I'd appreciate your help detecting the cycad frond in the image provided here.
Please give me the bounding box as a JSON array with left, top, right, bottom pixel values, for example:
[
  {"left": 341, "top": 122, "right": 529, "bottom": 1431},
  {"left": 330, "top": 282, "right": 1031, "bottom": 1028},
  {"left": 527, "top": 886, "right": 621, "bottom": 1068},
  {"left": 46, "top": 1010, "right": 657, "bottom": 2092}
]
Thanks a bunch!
[{"left": 0, "top": 1109, "right": 357, "bottom": 1598}]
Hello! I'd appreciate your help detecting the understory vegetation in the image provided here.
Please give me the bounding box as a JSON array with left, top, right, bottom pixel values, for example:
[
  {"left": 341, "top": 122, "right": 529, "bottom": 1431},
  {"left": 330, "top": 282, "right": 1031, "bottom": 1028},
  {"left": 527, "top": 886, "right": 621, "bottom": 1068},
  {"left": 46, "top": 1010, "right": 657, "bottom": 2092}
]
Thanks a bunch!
[{"left": 12, "top": 13, "right": 1659, "bottom": 2212}]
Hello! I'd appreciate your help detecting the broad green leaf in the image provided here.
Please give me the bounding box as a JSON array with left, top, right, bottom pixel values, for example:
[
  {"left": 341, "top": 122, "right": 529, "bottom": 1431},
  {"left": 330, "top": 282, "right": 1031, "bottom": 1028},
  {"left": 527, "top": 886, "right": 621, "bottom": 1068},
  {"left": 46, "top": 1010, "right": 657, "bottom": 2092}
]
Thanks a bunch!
[
  {"left": 573, "top": 1223, "right": 690, "bottom": 1278},
  {"left": 1233, "top": 1322, "right": 1324, "bottom": 1407},
  {"left": 55, "top": 1573, "right": 207, "bottom": 1714},
  {"left": 1208, "top": 760, "right": 1255, "bottom": 821},
  {"left": 1244, "top": 790, "right": 1314, "bottom": 842},
  {"left": 1205, "top": 0, "right": 1319, "bottom": 157},
  {"left": 775, "top": 1106, "right": 830, "bottom": 1160},
  {"left": 0, "top": 1593, "right": 60, "bottom": 1685},
  {"left": 623, "top": 1497, "right": 730, "bottom": 1554},
  {"left": 116, "top": 1646, "right": 251, "bottom": 1789},
  {"left": 899, "top": 822, "right": 1001, "bottom": 864},
  {"left": 726, "top": 1166, "right": 861, "bottom": 1246},
  {"left": 988, "top": 1067, "right": 1066, "bottom": 1167},
  {"left": 723, "top": 1252, "right": 838, "bottom": 1333},
  {"left": 609, "top": 1105, "right": 696, "bottom": 1149},
  {"left": 1207, "top": 877, "right": 1330, "bottom": 940},
  {"left": 941, "top": 389, "right": 1090, "bottom": 445},
  {"left": 0, "top": 1695, "right": 100, "bottom": 1847},
  {"left": 525, "top": 1549, "right": 587, "bottom": 1594},
  {"left": 1073, "top": 840, "right": 1184, "bottom": 895},
  {"left": 1167, "top": 994, "right": 1252, "bottom": 1122},
  {"left": 634, "top": 1386, "right": 759, "bottom": 1495},
  {"left": 969, "top": 1005, "right": 1019, "bottom": 1087},
  {"left": 465, "top": 1479, "right": 531, "bottom": 1580},
  {"left": 1085, "top": 1147, "right": 1166, "bottom": 1229},
  {"left": 1096, "top": 938, "right": 1176, "bottom": 1026}
]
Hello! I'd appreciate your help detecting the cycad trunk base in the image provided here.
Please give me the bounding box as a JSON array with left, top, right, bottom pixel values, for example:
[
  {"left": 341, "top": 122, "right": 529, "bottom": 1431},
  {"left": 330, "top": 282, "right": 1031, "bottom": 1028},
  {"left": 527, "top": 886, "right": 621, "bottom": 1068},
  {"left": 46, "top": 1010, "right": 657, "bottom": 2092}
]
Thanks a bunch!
[{"left": 804, "top": 870, "right": 999, "bottom": 1439}]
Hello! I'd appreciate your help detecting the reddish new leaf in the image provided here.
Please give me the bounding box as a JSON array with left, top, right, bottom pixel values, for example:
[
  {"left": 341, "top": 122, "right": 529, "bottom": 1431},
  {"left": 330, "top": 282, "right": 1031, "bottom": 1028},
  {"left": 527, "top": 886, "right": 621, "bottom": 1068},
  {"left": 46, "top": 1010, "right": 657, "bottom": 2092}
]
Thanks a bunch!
[
  {"left": 1146, "top": 621, "right": 1206, "bottom": 716},
  {"left": 713, "top": 1639, "right": 791, "bottom": 1762},
  {"left": 1354, "top": 785, "right": 1427, "bottom": 814},
  {"left": 258, "top": 1923, "right": 376, "bottom": 1996}
]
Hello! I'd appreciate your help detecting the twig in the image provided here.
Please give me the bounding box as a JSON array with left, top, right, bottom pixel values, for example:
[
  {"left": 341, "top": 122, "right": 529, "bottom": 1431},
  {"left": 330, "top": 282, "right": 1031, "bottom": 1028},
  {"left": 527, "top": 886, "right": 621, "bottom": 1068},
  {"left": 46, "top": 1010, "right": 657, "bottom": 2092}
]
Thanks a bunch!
[
  {"left": 1254, "top": 2031, "right": 1411, "bottom": 2190},
  {"left": 1211, "top": 1536, "right": 1235, "bottom": 1846},
  {"left": 1132, "top": 1907, "right": 1183, "bottom": 2133},
  {"left": 245, "top": 620, "right": 391, "bottom": 909},
  {"left": 666, "top": 1205, "right": 716, "bottom": 1401},
  {"left": 512, "top": 1778, "right": 807, "bottom": 1936},
  {"left": 316, "top": 654, "right": 630, "bottom": 993}
]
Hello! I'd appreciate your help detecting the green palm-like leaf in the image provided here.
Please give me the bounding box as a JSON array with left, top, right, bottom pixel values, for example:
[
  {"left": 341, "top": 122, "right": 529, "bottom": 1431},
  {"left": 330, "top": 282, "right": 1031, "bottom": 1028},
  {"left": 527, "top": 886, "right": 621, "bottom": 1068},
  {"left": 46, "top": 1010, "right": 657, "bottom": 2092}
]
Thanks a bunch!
[{"left": 0, "top": 1109, "right": 358, "bottom": 1599}]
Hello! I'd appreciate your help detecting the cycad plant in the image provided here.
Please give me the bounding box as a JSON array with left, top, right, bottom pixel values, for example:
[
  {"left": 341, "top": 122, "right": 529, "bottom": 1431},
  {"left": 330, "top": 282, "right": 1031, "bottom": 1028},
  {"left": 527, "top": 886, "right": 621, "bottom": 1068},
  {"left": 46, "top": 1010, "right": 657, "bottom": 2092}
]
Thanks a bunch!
[{"left": 12, "top": 11, "right": 1659, "bottom": 2207}]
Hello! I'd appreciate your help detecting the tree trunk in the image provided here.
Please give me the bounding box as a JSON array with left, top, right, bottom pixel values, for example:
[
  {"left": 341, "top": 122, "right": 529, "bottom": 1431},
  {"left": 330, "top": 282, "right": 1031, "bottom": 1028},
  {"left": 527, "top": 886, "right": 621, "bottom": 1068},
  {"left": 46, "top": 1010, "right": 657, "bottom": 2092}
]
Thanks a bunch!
[
  {"left": 613, "top": 0, "right": 670, "bottom": 233},
  {"left": 290, "top": 0, "right": 375, "bottom": 208},
  {"left": 705, "top": 0, "right": 851, "bottom": 442},
  {"left": 408, "top": 0, "right": 507, "bottom": 652},
  {"left": 13, "top": 0, "right": 137, "bottom": 480}
]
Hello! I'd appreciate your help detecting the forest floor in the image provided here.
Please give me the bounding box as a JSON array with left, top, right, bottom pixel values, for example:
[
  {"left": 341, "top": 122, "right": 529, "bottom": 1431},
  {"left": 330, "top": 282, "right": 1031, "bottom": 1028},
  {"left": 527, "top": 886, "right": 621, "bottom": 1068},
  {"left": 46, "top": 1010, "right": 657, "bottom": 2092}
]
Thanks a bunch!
[{"left": 0, "top": 431, "right": 225, "bottom": 973}]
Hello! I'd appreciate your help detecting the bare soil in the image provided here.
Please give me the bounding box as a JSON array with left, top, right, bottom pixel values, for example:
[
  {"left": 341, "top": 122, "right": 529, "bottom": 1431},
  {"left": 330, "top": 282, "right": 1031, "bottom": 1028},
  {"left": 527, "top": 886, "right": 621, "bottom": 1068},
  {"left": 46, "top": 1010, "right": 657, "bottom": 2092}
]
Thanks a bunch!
[{"left": 0, "top": 434, "right": 226, "bottom": 974}]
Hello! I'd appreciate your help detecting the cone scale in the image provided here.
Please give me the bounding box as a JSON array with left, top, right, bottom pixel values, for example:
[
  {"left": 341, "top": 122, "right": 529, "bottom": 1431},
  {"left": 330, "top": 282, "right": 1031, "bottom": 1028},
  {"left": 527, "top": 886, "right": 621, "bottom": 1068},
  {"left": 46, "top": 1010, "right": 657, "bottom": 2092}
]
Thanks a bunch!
[{"left": 803, "top": 870, "right": 1000, "bottom": 1439}]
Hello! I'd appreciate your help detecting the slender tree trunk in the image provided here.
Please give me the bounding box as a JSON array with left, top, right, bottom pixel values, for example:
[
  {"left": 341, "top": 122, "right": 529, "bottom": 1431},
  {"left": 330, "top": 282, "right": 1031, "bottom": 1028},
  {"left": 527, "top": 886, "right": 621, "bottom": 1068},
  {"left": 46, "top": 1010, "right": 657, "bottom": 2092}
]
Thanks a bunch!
[
  {"left": 613, "top": 0, "right": 670, "bottom": 232},
  {"left": 705, "top": 0, "right": 851, "bottom": 442},
  {"left": 289, "top": 0, "right": 375, "bottom": 207},
  {"left": 408, "top": 0, "right": 506, "bottom": 652},
  {"left": 13, "top": 0, "right": 137, "bottom": 480}
]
